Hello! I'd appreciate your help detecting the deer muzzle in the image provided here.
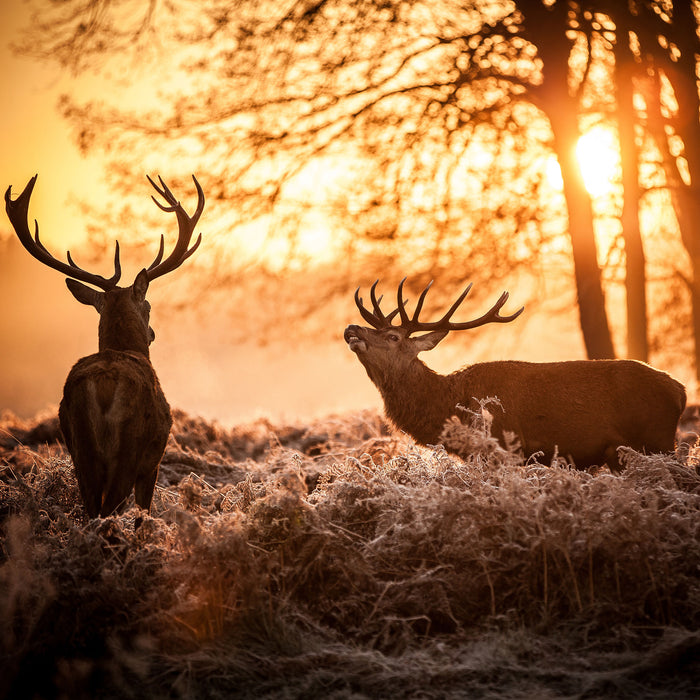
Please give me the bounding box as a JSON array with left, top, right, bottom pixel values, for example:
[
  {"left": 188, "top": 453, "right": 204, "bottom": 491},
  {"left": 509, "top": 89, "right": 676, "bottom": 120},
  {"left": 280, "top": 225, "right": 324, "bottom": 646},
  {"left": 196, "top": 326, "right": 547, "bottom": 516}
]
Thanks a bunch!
[{"left": 344, "top": 325, "right": 368, "bottom": 353}]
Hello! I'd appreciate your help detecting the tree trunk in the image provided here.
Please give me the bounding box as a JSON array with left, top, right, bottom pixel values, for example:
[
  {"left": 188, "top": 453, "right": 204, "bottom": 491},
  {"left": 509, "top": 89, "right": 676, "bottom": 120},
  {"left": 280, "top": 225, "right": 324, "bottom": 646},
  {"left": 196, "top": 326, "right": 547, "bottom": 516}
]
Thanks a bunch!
[
  {"left": 615, "top": 38, "right": 648, "bottom": 361},
  {"left": 522, "top": 0, "right": 615, "bottom": 359},
  {"left": 654, "top": 1, "right": 700, "bottom": 380},
  {"left": 674, "top": 190, "right": 700, "bottom": 380},
  {"left": 549, "top": 110, "right": 616, "bottom": 359}
]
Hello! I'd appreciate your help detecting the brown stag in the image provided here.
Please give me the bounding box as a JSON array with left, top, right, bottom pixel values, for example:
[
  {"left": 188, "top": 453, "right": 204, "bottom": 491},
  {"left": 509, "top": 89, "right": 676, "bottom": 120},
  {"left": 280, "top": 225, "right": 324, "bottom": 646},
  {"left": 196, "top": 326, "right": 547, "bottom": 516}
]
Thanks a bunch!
[
  {"left": 345, "top": 279, "right": 686, "bottom": 471},
  {"left": 5, "top": 174, "right": 205, "bottom": 517}
]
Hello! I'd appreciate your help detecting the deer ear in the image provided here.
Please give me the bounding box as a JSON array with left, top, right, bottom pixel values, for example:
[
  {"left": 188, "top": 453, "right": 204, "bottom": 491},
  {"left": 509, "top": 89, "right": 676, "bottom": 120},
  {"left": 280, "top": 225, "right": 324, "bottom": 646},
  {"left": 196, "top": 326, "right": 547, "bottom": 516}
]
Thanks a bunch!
[
  {"left": 132, "top": 269, "right": 150, "bottom": 302},
  {"left": 413, "top": 330, "right": 449, "bottom": 353},
  {"left": 65, "top": 279, "right": 104, "bottom": 312}
]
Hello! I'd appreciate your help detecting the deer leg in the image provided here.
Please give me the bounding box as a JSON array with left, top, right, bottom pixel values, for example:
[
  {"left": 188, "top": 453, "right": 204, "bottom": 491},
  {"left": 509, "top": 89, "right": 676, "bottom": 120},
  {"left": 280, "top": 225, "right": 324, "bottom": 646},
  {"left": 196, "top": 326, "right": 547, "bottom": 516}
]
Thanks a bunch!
[
  {"left": 134, "top": 465, "right": 159, "bottom": 513},
  {"left": 134, "top": 428, "right": 169, "bottom": 513},
  {"left": 99, "top": 482, "right": 130, "bottom": 517},
  {"left": 72, "top": 454, "right": 106, "bottom": 519},
  {"left": 77, "top": 468, "right": 103, "bottom": 519},
  {"left": 604, "top": 445, "right": 622, "bottom": 474}
]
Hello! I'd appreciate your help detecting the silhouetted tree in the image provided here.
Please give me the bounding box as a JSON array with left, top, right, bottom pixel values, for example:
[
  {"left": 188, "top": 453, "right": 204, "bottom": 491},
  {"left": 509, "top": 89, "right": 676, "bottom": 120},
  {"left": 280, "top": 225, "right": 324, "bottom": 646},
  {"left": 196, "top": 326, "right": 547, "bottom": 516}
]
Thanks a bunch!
[
  {"left": 515, "top": 0, "right": 616, "bottom": 358},
  {"left": 633, "top": 0, "right": 700, "bottom": 379},
  {"left": 601, "top": 1, "right": 649, "bottom": 361},
  {"left": 15, "top": 0, "right": 698, "bottom": 363}
]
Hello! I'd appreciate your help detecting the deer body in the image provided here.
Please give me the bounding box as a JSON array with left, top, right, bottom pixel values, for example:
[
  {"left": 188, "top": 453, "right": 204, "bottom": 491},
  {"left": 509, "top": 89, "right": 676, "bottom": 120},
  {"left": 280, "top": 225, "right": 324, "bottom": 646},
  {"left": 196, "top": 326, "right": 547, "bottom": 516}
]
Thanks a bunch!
[
  {"left": 60, "top": 349, "right": 171, "bottom": 517},
  {"left": 6, "top": 174, "right": 204, "bottom": 517},
  {"left": 346, "top": 281, "right": 686, "bottom": 471}
]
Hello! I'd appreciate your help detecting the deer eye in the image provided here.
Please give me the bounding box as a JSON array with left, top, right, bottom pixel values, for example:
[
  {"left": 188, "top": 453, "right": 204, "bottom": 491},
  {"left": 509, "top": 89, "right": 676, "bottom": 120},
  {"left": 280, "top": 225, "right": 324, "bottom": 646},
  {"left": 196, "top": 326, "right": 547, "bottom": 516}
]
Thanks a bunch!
[{"left": 387, "top": 333, "right": 400, "bottom": 343}]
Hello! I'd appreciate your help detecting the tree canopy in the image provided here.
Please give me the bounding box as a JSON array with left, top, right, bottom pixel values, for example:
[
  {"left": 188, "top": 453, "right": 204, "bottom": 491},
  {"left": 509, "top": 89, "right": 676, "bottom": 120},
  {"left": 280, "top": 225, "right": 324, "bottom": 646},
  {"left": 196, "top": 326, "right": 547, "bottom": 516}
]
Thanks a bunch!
[{"left": 12, "top": 0, "right": 700, "bottom": 370}]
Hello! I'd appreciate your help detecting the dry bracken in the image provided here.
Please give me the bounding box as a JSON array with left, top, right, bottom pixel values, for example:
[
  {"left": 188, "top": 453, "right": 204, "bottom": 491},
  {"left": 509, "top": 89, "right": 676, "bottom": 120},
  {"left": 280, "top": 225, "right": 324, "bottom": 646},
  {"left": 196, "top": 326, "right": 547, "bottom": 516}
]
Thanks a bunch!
[{"left": 1, "top": 407, "right": 700, "bottom": 699}]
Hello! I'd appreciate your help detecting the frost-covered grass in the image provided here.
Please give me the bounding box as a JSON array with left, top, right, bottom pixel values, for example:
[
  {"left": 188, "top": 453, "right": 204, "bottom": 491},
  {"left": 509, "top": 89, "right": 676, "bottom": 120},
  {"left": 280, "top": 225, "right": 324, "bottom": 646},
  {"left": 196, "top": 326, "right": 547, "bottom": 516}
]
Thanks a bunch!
[{"left": 1, "top": 406, "right": 700, "bottom": 699}]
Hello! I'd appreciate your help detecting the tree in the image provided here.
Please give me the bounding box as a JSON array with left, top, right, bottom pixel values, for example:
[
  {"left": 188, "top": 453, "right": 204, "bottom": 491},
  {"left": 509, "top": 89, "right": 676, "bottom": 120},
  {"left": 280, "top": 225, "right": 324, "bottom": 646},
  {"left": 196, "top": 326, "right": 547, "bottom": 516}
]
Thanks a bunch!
[
  {"left": 636, "top": 0, "right": 700, "bottom": 379},
  {"left": 16, "top": 0, "right": 697, "bottom": 363},
  {"left": 516, "top": 0, "right": 615, "bottom": 358},
  {"left": 602, "top": 0, "right": 649, "bottom": 361}
]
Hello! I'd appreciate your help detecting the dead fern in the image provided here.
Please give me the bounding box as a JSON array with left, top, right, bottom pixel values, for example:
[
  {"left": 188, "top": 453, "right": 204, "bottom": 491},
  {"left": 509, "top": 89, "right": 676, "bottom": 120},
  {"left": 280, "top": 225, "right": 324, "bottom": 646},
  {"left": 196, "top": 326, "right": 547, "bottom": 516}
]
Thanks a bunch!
[{"left": 1, "top": 407, "right": 700, "bottom": 698}]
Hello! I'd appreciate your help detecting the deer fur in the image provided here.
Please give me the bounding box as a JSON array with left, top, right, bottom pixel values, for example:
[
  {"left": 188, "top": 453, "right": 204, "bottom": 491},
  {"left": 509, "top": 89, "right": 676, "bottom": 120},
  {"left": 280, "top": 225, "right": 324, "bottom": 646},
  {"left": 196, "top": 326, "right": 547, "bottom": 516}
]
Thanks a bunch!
[
  {"left": 345, "top": 287, "right": 686, "bottom": 471},
  {"left": 59, "top": 272, "right": 171, "bottom": 517}
]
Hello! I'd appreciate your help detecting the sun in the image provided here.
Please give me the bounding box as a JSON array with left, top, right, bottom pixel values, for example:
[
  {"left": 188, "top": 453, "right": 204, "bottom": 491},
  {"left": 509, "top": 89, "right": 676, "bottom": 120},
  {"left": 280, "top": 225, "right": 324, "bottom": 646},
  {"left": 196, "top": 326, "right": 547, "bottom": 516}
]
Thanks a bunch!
[{"left": 576, "top": 126, "right": 620, "bottom": 197}]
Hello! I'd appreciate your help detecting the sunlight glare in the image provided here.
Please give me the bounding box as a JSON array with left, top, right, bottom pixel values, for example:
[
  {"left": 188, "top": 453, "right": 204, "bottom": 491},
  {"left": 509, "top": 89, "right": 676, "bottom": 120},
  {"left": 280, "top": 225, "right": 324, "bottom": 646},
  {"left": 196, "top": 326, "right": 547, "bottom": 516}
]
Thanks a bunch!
[
  {"left": 576, "top": 127, "right": 619, "bottom": 197},
  {"left": 545, "top": 155, "right": 563, "bottom": 190}
]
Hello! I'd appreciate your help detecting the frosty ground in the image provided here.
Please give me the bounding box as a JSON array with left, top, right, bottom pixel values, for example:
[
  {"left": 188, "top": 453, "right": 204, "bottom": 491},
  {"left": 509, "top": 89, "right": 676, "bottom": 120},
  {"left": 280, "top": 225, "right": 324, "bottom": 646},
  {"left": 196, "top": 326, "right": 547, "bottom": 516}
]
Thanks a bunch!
[{"left": 1, "top": 406, "right": 699, "bottom": 699}]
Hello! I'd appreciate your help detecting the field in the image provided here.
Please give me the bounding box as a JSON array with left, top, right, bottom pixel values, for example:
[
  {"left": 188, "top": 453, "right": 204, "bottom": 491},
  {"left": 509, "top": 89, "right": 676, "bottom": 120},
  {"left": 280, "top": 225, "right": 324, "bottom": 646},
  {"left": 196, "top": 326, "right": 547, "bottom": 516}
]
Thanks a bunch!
[{"left": 1, "top": 405, "right": 700, "bottom": 699}]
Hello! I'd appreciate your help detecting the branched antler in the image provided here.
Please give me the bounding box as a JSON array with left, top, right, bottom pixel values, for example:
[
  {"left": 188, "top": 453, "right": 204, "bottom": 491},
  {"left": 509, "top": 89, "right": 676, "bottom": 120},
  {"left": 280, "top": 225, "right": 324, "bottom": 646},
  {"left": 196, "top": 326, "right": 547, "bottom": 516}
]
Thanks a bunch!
[
  {"left": 146, "top": 175, "right": 205, "bottom": 281},
  {"left": 5, "top": 175, "right": 122, "bottom": 290},
  {"left": 355, "top": 278, "right": 524, "bottom": 334},
  {"left": 5, "top": 174, "right": 206, "bottom": 290},
  {"left": 354, "top": 280, "right": 401, "bottom": 328}
]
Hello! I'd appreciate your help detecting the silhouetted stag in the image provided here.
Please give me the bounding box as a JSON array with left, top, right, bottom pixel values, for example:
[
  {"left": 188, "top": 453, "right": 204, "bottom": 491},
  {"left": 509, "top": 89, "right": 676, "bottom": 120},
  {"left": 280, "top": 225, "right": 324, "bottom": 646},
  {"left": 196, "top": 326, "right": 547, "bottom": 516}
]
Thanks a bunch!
[
  {"left": 345, "top": 280, "right": 686, "bottom": 471},
  {"left": 5, "top": 174, "right": 205, "bottom": 516}
]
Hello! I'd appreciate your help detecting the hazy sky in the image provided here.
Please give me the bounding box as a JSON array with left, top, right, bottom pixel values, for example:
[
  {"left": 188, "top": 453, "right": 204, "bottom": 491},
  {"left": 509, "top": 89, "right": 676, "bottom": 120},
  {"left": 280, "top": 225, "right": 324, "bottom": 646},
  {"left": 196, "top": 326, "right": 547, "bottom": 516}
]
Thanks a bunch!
[
  {"left": 0, "top": 2, "right": 108, "bottom": 250},
  {"left": 0, "top": 1, "right": 384, "bottom": 422}
]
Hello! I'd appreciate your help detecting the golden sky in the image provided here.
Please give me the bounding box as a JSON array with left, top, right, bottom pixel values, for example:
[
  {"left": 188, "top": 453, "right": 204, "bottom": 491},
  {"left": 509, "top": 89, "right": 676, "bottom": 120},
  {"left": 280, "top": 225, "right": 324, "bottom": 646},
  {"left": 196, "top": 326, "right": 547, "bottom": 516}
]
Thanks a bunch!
[
  {"left": 0, "top": 2, "right": 388, "bottom": 421},
  {"left": 0, "top": 1, "right": 107, "bottom": 250}
]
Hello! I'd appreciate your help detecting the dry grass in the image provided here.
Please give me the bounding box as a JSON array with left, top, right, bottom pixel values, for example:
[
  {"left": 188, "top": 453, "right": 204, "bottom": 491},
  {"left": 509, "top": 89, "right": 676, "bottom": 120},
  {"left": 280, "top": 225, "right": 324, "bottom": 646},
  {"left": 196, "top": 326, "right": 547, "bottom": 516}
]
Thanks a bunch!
[{"left": 1, "top": 405, "right": 700, "bottom": 699}]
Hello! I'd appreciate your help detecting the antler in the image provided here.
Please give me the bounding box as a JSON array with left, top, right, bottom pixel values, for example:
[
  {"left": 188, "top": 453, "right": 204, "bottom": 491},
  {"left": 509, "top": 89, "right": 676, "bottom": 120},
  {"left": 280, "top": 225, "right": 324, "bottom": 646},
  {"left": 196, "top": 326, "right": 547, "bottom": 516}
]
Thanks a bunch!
[
  {"left": 146, "top": 175, "right": 205, "bottom": 281},
  {"left": 5, "top": 175, "right": 122, "bottom": 290},
  {"left": 354, "top": 280, "right": 402, "bottom": 328},
  {"left": 355, "top": 278, "right": 524, "bottom": 334}
]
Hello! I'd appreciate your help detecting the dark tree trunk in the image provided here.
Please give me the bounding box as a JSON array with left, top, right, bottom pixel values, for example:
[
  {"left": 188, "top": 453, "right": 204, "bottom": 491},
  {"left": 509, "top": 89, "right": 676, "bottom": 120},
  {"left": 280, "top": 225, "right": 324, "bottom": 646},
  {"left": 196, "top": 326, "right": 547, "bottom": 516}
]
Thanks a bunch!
[
  {"left": 549, "top": 110, "right": 616, "bottom": 359},
  {"left": 615, "top": 35, "right": 648, "bottom": 361},
  {"left": 523, "top": 0, "right": 615, "bottom": 359},
  {"left": 652, "top": 0, "right": 700, "bottom": 380}
]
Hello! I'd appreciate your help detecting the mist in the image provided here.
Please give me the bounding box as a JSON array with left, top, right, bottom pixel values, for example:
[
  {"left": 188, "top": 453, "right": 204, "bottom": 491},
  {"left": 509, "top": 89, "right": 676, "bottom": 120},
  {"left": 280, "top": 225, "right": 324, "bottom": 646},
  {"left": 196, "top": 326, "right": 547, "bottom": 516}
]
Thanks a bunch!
[
  {"left": 0, "top": 236, "right": 383, "bottom": 423},
  {"left": 6, "top": 233, "right": 690, "bottom": 426}
]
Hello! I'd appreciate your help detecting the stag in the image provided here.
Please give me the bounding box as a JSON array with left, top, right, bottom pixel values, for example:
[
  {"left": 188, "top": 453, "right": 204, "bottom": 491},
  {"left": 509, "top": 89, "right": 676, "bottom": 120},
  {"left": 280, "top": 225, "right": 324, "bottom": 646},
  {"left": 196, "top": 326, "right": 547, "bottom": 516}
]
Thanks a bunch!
[
  {"left": 5, "top": 174, "right": 205, "bottom": 517},
  {"left": 345, "top": 279, "right": 686, "bottom": 471}
]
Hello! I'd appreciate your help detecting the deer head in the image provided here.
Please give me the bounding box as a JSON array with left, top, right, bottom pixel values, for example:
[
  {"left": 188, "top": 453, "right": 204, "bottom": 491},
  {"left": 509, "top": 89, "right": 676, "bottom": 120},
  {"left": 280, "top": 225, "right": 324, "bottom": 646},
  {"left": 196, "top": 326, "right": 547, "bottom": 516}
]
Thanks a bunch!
[
  {"left": 345, "top": 278, "right": 524, "bottom": 382},
  {"left": 5, "top": 174, "right": 205, "bottom": 358}
]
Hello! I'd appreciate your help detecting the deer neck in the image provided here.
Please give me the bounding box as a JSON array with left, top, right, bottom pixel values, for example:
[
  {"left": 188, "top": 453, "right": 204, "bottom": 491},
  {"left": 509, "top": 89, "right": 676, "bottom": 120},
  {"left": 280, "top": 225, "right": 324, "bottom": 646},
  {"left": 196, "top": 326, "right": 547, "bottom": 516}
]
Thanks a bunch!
[
  {"left": 97, "top": 305, "right": 151, "bottom": 359},
  {"left": 376, "top": 358, "right": 458, "bottom": 445}
]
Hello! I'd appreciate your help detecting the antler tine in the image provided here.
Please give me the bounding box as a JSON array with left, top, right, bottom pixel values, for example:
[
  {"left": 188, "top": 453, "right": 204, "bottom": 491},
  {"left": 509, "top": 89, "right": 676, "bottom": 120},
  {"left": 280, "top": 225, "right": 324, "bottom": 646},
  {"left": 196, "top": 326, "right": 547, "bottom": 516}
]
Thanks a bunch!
[
  {"left": 445, "top": 290, "right": 524, "bottom": 330},
  {"left": 66, "top": 241, "right": 122, "bottom": 286},
  {"left": 354, "top": 286, "right": 383, "bottom": 328},
  {"left": 385, "top": 307, "right": 400, "bottom": 323},
  {"left": 369, "top": 280, "right": 383, "bottom": 315},
  {"left": 146, "top": 174, "right": 205, "bottom": 282},
  {"left": 412, "top": 280, "right": 433, "bottom": 320},
  {"left": 386, "top": 279, "right": 523, "bottom": 334},
  {"left": 5, "top": 175, "right": 121, "bottom": 290},
  {"left": 397, "top": 277, "right": 410, "bottom": 326},
  {"left": 422, "top": 287, "right": 524, "bottom": 332},
  {"left": 430, "top": 282, "right": 474, "bottom": 327},
  {"left": 370, "top": 281, "right": 392, "bottom": 322},
  {"left": 353, "top": 280, "right": 400, "bottom": 328},
  {"left": 149, "top": 175, "right": 177, "bottom": 210},
  {"left": 147, "top": 235, "right": 166, "bottom": 271},
  {"left": 373, "top": 280, "right": 402, "bottom": 324},
  {"left": 397, "top": 277, "right": 433, "bottom": 328}
]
